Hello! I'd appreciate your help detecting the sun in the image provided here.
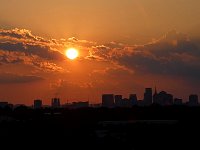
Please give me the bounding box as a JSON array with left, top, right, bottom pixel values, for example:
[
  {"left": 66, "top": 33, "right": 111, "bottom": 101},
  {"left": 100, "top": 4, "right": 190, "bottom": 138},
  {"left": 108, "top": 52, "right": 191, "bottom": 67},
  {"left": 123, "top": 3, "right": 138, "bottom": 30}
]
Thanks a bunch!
[{"left": 66, "top": 48, "right": 79, "bottom": 60}]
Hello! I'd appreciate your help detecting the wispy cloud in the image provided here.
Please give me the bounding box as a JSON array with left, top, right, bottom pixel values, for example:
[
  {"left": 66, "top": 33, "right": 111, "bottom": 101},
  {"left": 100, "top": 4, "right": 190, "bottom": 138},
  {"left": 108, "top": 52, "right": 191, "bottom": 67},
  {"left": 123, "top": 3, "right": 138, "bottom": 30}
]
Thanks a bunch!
[{"left": 0, "top": 73, "right": 44, "bottom": 84}]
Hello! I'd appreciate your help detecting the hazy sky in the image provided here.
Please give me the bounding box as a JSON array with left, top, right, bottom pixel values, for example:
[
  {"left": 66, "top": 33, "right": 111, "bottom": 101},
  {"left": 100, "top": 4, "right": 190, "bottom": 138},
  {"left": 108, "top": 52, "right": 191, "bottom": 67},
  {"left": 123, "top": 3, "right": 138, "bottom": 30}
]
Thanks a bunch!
[
  {"left": 0, "top": 0, "right": 200, "bottom": 105},
  {"left": 1, "top": 0, "right": 200, "bottom": 43}
]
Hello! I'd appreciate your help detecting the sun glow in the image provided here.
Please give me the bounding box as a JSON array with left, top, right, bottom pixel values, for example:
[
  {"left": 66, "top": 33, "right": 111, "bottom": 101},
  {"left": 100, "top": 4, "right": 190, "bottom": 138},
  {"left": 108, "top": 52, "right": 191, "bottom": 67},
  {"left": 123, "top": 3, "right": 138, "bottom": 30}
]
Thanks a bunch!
[{"left": 66, "top": 48, "right": 79, "bottom": 60}]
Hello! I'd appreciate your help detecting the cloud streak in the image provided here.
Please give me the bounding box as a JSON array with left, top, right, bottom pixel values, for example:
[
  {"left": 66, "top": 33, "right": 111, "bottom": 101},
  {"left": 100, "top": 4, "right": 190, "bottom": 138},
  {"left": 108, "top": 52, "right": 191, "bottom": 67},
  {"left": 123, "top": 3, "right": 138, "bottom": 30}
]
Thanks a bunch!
[{"left": 0, "top": 73, "right": 44, "bottom": 84}]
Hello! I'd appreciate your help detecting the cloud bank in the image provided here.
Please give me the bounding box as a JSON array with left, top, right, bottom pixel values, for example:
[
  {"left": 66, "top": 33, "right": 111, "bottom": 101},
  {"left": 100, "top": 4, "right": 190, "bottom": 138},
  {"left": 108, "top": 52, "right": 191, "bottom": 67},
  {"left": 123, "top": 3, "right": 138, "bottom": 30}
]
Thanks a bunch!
[
  {"left": 90, "top": 30, "right": 200, "bottom": 84},
  {"left": 0, "top": 28, "right": 200, "bottom": 103}
]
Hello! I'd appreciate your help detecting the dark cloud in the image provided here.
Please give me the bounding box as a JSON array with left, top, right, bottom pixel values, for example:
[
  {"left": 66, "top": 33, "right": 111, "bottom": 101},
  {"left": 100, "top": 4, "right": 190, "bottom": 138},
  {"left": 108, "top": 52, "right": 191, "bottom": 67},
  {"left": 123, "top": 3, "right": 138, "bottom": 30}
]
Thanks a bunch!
[
  {"left": 131, "top": 31, "right": 200, "bottom": 79},
  {"left": 0, "top": 51, "right": 24, "bottom": 64},
  {"left": 0, "top": 50, "right": 64, "bottom": 72},
  {"left": 0, "top": 28, "right": 66, "bottom": 61},
  {"left": 0, "top": 42, "right": 65, "bottom": 61},
  {"left": 91, "top": 30, "right": 200, "bottom": 83},
  {"left": 0, "top": 28, "right": 66, "bottom": 72},
  {"left": 0, "top": 73, "right": 44, "bottom": 84}
]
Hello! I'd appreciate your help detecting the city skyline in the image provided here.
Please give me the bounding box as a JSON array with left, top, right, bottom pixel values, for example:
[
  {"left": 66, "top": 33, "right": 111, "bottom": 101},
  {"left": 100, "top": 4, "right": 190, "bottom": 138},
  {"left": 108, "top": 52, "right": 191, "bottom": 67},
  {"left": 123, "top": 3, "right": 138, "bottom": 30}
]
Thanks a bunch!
[
  {"left": 1, "top": 1, "right": 200, "bottom": 148},
  {"left": 1, "top": 1, "right": 200, "bottom": 105},
  {"left": 1, "top": 87, "right": 199, "bottom": 108}
]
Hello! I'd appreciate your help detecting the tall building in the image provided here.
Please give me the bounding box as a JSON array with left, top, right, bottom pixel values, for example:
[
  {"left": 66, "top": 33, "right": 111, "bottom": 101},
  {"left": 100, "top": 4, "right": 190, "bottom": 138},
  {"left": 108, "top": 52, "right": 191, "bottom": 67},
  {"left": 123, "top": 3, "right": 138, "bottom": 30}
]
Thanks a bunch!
[
  {"left": 153, "top": 91, "right": 173, "bottom": 106},
  {"left": 144, "top": 88, "right": 152, "bottom": 106},
  {"left": 115, "top": 95, "right": 123, "bottom": 107},
  {"left": 121, "top": 98, "right": 131, "bottom": 107},
  {"left": 51, "top": 98, "right": 61, "bottom": 108},
  {"left": 0, "top": 102, "right": 9, "bottom": 108},
  {"left": 153, "top": 87, "right": 158, "bottom": 104},
  {"left": 189, "top": 95, "right": 198, "bottom": 106},
  {"left": 102, "top": 94, "right": 114, "bottom": 107},
  {"left": 71, "top": 101, "right": 89, "bottom": 109},
  {"left": 34, "top": 99, "right": 42, "bottom": 109},
  {"left": 174, "top": 98, "right": 183, "bottom": 105},
  {"left": 129, "top": 94, "right": 137, "bottom": 106}
]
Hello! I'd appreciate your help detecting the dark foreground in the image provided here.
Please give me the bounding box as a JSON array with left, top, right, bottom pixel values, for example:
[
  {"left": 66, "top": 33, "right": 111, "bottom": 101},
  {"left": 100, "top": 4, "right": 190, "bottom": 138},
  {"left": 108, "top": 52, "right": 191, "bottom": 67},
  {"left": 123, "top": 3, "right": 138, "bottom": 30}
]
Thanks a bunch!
[{"left": 0, "top": 106, "right": 200, "bottom": 149}]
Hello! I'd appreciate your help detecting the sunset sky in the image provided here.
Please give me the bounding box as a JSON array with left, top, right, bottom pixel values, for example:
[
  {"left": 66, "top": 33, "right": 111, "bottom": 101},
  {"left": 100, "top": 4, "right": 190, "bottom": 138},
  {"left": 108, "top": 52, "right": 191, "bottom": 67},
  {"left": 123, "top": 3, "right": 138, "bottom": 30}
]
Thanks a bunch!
[{"left": 0, "top": 0, "right": 200, "bottom": 105}]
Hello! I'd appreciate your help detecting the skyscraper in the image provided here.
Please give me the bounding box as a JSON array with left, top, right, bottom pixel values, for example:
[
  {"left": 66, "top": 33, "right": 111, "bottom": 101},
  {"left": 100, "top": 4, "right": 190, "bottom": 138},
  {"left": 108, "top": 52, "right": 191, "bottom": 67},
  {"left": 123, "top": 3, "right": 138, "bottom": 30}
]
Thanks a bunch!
[
  {"left": 153, "top": 87, "right": 158, "bottom": 104},
  {"left": 174, "top": 98, "right": 183, "bottom": 105},
  {"left": 144, "top": 88, "right": 152, "bottom": 106},
  {"left": 129, "top": 94, "right": 137, "bottom": 106},
  {"left": 51, "top": 98, "right": 61, "bottom": 108},
  {"left": 189, "top": 95, "right": 198, "bottom": 106},
  {"left": 115, "top": 95, "right": 123, "bottom": 107},
  {"left": 102, "top": 94, "right": 114, "bottom": 107},
  {"left": 153, "top": 91, "right": 173, "bottom": 106},
  {"left": 0, "top": 102, "right": 9, "bottom": 108},
  {"left": 34, "top": 99, "right": 42, "bottom": 109}
]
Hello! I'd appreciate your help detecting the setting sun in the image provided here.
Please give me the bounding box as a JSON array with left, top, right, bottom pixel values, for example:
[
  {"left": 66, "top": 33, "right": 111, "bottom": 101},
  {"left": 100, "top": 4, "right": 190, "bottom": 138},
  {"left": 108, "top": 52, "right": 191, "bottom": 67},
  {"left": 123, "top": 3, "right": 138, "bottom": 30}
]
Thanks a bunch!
[{"left": 66, "top": 48, "right": 79, "bottom": 60}]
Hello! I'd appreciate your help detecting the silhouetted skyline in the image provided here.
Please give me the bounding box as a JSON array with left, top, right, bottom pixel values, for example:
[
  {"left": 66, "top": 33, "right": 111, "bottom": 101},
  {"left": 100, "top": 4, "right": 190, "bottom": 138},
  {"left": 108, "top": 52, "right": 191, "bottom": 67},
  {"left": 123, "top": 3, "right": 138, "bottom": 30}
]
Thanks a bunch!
[
  {"left": 1, "top": 93, "right": 200, "bottom": 149},
  {"left": 1, "top": 0, "right": 200, "bottom": 106},
  {"left": 1, "top": 1, "right": 200, "bottom": 149},
  {"left": 0, "top": 87, "right": 199, "bottom": 109}
]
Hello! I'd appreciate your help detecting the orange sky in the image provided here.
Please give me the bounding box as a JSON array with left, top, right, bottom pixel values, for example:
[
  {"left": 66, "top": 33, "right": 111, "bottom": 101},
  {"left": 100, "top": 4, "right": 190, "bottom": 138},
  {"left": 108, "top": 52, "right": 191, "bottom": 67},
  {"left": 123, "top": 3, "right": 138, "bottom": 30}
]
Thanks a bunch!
[
  {"left": 1, "top": 0, "right": 200, "bottom": 43},
  {"left": 0, "top": 1, "right": 200, "bottom": 105}
]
